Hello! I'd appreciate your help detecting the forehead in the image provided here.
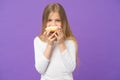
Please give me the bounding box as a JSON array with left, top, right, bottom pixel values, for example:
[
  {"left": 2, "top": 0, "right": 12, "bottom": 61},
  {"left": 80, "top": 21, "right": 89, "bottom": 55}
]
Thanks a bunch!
[{"left": 48, "top": 12, "right": 61, "bottom": 19}]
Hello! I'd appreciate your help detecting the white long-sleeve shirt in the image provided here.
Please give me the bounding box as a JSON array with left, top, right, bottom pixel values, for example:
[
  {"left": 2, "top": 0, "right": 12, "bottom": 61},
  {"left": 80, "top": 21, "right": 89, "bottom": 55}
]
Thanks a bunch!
[{"left": 34, "top": 36, "right": 76, "bottom": 80}]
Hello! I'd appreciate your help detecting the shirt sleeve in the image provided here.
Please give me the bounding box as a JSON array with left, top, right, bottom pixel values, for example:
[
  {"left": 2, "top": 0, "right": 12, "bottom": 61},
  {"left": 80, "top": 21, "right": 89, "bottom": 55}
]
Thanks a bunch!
[
  {"left": 60, "top": 40, "right": 77, "bottom": 73},
  {"left": 34, "top": 37, "right": 49, "bottom": 75}
]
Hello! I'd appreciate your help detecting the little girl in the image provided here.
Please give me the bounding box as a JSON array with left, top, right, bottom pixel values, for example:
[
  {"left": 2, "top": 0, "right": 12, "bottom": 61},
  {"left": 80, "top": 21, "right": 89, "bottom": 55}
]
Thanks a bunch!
[{"left": 34, "top": 3, "right": 78, "bottom": 80}]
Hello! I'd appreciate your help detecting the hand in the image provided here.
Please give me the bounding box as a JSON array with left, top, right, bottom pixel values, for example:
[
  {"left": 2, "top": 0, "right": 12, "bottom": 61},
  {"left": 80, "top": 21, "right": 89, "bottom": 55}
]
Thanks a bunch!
[
  {"left": 54, "top": 27, "right": 65, "bottom": 44},
  {"left": 42, "top": 30, "right": 57, "bottom": 45}
]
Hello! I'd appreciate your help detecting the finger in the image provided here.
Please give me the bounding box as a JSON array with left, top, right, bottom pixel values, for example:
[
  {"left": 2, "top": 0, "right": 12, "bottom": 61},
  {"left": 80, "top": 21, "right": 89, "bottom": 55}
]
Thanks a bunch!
[
  {"left": 48, "top": 33, "right": 56, "bottom": 39},
  {"left": 48, "top": 35, "right": 56, "bottom": 43},
  {"left": 46, "top": 30, "right": 51, "bottom": 36},
  {"left": 52, "top": 31, "right": 57, "bottom": 36},
  {"left": 43, "top": 31, "right": 47, "bottom": 38},
  {"left": 51, "top": 37, "right": 56, "bottom": 42},
  {"left": 59, "top": 30, "right": 64, "bottom": 36},
  {"left": 57, "top": 30, "right": 61, "bottom": 36},
  {"left": 43, "top": 31, "right": 46, "bottom": 35},
  {"left": 55, "top": 31, "right": 60, "bottom": 38},
  {"left": 54, "top": 33, "right": 58, "bottom": 39}
]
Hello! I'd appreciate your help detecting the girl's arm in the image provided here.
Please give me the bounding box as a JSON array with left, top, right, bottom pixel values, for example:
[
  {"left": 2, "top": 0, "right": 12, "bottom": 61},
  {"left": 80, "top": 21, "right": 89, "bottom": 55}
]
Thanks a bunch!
[
  {"left": 58, "top": 40, "right": 78, "bottom": 73},
  {"left": 34, "top": 37, "right": 54, "bottom": 75}
]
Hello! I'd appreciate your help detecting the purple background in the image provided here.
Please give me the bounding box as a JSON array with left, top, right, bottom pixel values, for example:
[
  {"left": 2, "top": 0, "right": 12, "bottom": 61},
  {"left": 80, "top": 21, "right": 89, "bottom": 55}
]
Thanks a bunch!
[{"left": 0, "top": 0, "right": 120, "bottom": 80}]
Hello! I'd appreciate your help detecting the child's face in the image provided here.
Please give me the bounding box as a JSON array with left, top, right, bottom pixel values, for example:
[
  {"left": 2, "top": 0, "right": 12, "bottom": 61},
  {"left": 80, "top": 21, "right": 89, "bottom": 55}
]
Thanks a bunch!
[{"left": 46, "top": 12, "right": 62, "bottom": 28}]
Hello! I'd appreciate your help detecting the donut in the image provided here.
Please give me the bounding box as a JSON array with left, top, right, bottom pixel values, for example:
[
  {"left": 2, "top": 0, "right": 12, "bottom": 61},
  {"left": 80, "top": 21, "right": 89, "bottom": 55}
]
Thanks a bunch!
[{"left": 45, "top": 26, "right": 57, "bottom": 32}]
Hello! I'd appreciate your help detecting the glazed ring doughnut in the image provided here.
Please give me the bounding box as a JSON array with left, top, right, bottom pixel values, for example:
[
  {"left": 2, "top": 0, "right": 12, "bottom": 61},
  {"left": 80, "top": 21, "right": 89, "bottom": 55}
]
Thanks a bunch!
[{"left": 45, "top": 26, "right": 58, "bottom": 32}]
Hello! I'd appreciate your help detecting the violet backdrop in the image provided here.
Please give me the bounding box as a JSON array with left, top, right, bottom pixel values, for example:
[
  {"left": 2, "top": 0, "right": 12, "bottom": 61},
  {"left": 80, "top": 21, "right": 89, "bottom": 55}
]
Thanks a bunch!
[{"left": 0, "top": 0, "right": 120, "bottom": 80}]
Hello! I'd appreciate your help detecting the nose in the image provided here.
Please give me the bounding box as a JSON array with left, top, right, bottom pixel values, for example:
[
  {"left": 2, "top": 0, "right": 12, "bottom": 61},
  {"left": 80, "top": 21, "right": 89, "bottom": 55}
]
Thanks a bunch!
[{"left": 51, "top": 21, "right": 56, "bottom": 26}]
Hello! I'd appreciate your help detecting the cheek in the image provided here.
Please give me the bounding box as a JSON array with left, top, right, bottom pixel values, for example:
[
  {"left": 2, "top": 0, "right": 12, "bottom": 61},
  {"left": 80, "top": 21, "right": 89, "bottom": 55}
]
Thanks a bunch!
[
  {"left": 46, "top": 22, "right": 50, "bottom": 27},
  {"left": 57, "top": 22, "right": 62, "bottom": 27}
]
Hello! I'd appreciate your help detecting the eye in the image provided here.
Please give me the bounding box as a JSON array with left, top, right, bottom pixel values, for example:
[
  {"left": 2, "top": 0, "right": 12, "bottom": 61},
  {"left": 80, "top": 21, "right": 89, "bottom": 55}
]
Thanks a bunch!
[
  {"left": 56, "top": 19, "right": 61, "bottom": 22},
  {"left": 48, "top": 19, "right": 52, "bottom": 22}
]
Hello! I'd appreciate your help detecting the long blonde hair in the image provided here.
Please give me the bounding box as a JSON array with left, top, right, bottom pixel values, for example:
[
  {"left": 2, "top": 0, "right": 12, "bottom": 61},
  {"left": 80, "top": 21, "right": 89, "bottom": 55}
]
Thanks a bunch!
[{"left": 39, "top": 3, "right": 80, "bottom": 66}]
